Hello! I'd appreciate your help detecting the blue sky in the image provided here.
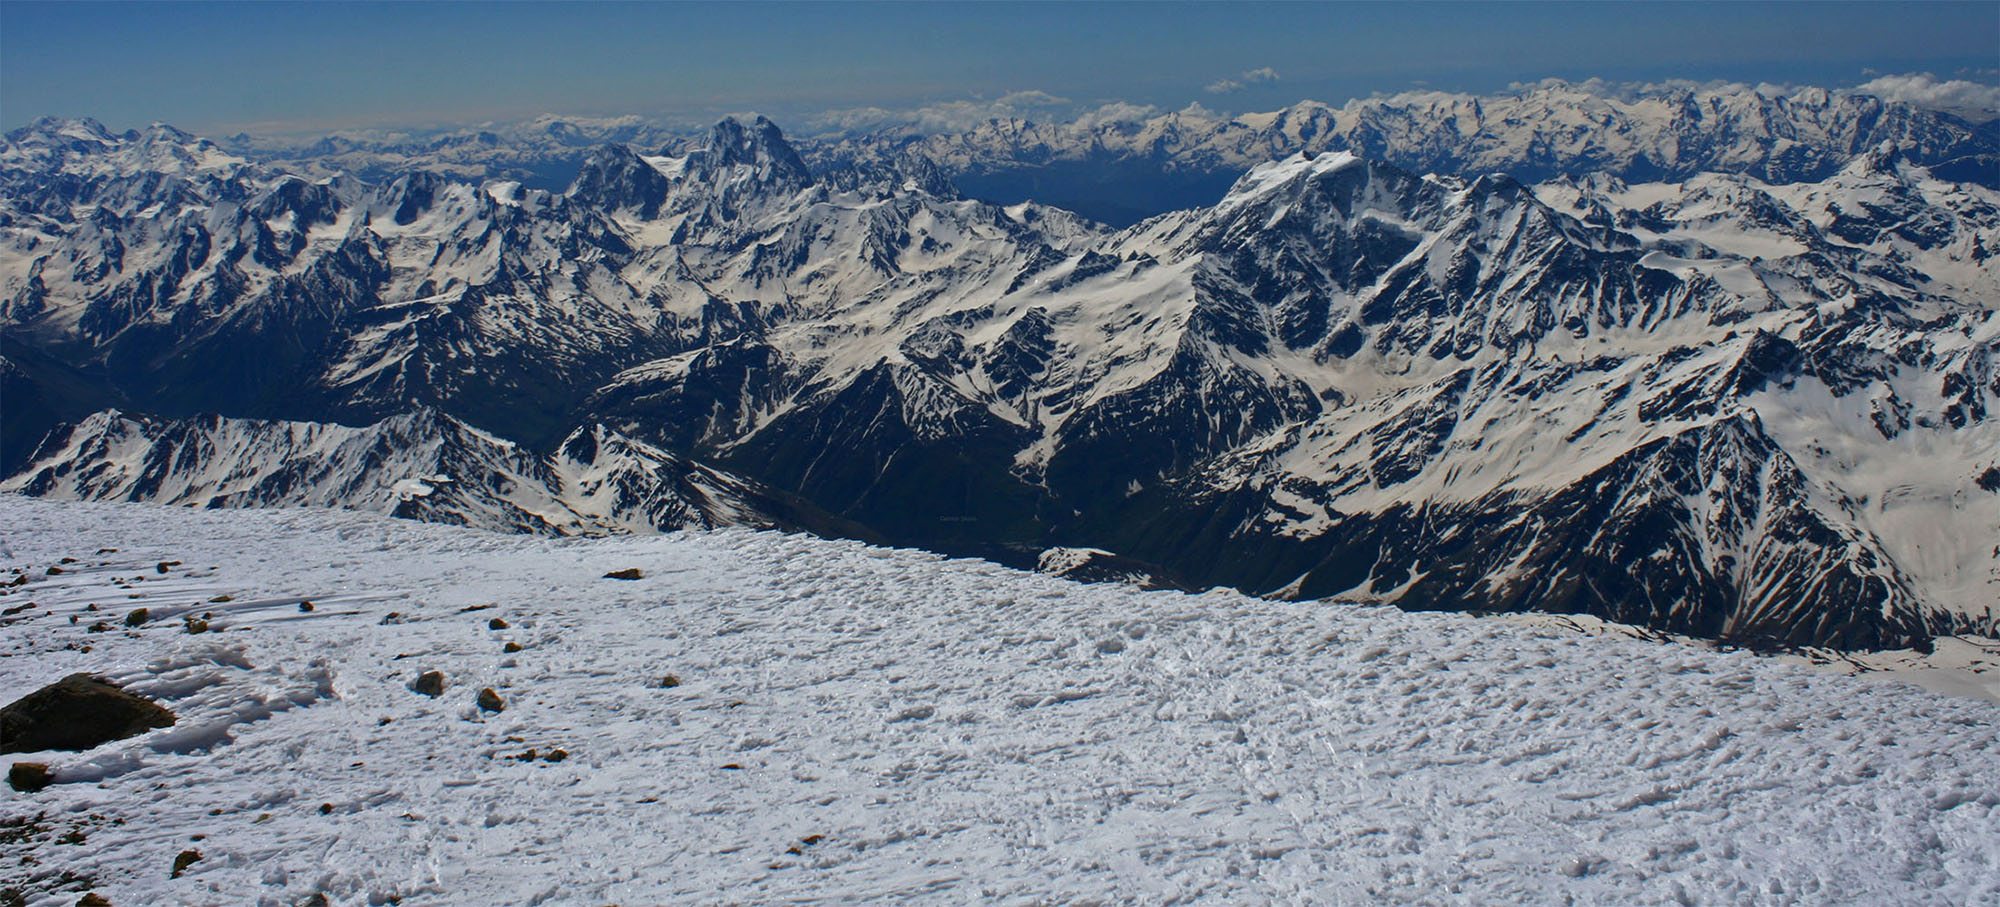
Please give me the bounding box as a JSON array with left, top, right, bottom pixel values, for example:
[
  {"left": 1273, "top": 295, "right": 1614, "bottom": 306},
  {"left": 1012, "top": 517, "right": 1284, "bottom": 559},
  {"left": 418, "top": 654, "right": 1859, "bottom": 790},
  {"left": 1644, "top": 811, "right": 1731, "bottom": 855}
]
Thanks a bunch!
[{"left": 3, "top": 1, "right": 1996, "bottom": 135}]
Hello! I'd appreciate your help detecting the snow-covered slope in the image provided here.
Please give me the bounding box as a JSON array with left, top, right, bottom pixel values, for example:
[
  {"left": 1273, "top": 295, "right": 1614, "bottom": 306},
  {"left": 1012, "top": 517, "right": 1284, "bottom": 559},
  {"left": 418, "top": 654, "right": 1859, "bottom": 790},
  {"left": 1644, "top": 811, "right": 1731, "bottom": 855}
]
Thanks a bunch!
[
  {"left": 5, "top": 111, "right": 1995, "bottom": 650},
  {"left": 0, "top": 118, "right": 256, "bottom": 196},
  {"left": 0, "top": 115, "right": 1094, "bottom": 458},
  {"left": 578, "top": 142, "right": 1999, "bottom": 648},
  {"left": 216, "top": 114, "right": 700, "bottom": 187},
  {"left": 812, "top": 81, "right": 2000, "bottom": 202},
  {"left": 1, "top": 499, "right": 1995, "bottom": 905},
  {"left": 794, "top": 81, "right": 1999, "bottom": 227},
  {"left": 0, "top": 409, "right": 856, "bottom": 538}
]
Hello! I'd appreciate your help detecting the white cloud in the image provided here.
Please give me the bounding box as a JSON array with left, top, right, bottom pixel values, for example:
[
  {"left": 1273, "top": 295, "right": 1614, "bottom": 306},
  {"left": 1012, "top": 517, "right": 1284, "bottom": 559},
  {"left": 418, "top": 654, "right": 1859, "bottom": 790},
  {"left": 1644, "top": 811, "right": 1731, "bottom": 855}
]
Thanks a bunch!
[
  {"left": 809, "top": 90, "right": 1078, "bottom": 135},
  {"left": 992, "top": 89, "right": 1072, "bottom": 109},
  {"left": 1070, "top": 101, "right": 1162, "bottom": 130},
  {"left": 1505, "top": 77, "right": 1765, "bottom": 98},
  {"left": 806, "top": 105, "right": 899, "bottom": 133},
  {"left": 1849, "top": 72, "right": 2000, "bottom": 122},
  {"left": 1207, "top": 67, "right": 1281, "bottom": 94}
]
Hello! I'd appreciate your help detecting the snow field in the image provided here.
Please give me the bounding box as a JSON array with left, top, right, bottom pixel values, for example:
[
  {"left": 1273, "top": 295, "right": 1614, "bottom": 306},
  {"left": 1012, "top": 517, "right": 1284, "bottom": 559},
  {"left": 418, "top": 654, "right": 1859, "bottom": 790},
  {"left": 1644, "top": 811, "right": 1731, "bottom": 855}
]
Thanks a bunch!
[{"left": 1, "top": 498, "right": 1996, "bottom": 905}]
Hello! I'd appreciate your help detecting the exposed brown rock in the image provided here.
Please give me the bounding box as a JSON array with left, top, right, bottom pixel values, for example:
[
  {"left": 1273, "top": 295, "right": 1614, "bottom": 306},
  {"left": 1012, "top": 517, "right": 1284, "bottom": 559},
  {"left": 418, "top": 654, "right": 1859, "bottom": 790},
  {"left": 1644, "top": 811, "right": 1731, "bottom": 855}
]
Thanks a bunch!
[
  {"left": 7, "top": 762, "right": 52, "bottom": 792},
  {"left": 1, "top": 674, "right": 176, "bottom": 754},
  {"left": 411, "top": 671, "right": 445, "bottom": 697}
]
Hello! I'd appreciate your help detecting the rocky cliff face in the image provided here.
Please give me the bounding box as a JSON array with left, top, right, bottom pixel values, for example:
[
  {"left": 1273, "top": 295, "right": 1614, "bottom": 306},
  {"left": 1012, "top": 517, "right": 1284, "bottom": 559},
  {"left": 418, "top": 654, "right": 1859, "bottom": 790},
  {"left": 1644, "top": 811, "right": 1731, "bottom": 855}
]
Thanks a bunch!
[
  {"left": 5, "top": 105, "right": 1994, "bottom": 649},
  {"left": 808, "top": 82, "right": 1999, "bottom": 225},
  {"left": 1, "top": 408, "right": 860, "bottom": 539}
]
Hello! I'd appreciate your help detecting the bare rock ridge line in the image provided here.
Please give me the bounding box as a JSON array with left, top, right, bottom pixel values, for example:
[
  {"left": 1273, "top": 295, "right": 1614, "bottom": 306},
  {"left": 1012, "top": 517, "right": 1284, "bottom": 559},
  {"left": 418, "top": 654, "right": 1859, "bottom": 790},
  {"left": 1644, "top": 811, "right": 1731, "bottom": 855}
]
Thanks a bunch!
[
  {"left": 3, "top": 82, "right": 1995, "bottom": 650},
  {"left": 45, "top": 79, "right": 1988, "bottom": 222},
  {"left": 1, "top": 409, "right": 868, "bottom": 541}
]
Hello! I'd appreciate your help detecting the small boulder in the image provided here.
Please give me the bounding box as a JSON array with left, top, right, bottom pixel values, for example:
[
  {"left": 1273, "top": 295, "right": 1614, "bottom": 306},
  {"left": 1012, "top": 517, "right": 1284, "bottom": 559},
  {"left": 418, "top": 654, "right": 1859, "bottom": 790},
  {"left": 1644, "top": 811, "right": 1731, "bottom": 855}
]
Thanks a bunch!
[
  {"left": 76, "top": 893, "right": 111, "bottom": 907},
  {"left": 411, "top": 671, "right": 445, "bottom": 697},
  {"left": 124, "top": 607, "right": 150, "bottom": 628},
  {"left": 476, "top": 688, "right": 505, "bottom": 713},
  {"left": 487, "top": 617, "right": 509, "bottom": 630},
  {"left": 170, "top": 848, "right": 202, "bottom": 878},
  {"left": 8, "top": 761, "right": 53, "bottom": 792},
  {"left": 660, "top": 674, "right": 681, "bottom": 688},
  {"left": 603, "top": 568, "right": 644, "bottom": 580},
  {"left": 1, "top": 674, "right": 177, "bottom": 754},
  {"left": 502, "top": 642, "right": 523, "bottom": 654}
]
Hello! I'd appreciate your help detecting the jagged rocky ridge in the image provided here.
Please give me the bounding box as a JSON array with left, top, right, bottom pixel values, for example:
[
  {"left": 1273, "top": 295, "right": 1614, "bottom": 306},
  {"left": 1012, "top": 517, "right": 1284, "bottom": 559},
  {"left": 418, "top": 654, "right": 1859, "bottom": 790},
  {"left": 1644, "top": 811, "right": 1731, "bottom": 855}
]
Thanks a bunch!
[
  {"left": 3, "top": 108, "right": 1995, "bottom": 649},
  {"left": 220, "top": 114, "right": 698, "bottom": 188},
  {"left": 21, "top": 79, "right": 1990, "bottom": 228},
  {"left": 0, "top": 408, "right": 860, "bottom": 538},
  {"left": 809, "top": 81, "right": 2000, "bottom": 224}
]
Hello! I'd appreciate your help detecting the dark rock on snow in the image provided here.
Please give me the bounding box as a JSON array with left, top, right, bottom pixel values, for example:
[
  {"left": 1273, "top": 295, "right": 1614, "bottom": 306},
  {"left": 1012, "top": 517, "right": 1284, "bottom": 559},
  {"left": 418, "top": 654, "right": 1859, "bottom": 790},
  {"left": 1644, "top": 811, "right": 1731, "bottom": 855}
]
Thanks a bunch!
[
  {"left": 410, "top": 671, "right": 445, "bottom": 697},
  {"left": 7, "top": 761, "right": 53, "bottom": 792},
  {"left": 0, "top": 674, "right": 176, "bottom": 754}
]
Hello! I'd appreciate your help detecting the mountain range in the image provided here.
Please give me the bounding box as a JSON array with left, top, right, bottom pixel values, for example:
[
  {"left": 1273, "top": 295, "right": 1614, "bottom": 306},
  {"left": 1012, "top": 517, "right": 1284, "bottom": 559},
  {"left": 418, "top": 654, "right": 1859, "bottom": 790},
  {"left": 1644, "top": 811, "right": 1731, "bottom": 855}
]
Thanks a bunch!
[
  {"left": 3, "top": 80, "right": 1995, "bottom": 650},
  {"left": 812, "top": 81, "right": 2000, "bottom": 224}
]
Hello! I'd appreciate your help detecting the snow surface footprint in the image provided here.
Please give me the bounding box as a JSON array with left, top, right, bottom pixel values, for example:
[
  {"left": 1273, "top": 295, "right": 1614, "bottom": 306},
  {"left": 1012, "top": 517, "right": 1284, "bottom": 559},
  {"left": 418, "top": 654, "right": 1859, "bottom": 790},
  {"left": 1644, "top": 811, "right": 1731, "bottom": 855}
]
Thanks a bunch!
[{"left": 1, "top": 499, "right": 1997, "bottom": 905}]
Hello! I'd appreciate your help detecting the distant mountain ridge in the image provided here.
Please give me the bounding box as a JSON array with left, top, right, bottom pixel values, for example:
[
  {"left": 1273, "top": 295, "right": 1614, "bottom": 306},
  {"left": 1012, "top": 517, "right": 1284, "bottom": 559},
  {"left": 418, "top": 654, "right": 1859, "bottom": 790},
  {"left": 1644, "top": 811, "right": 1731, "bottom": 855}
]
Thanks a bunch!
[
  {"left": 819, "top": 81, "right": 1999, "bottom": 179},
  {"left": 16, "top": 78, "right": 1985, "bottom": 227},
  {"left": 3, "top": 93, "right": 1995, "bottom": 650},
  {"left": 2, "top": 408, "right": 862, "bottom": 538},
  {"left": 807, "top": 81, "right": 2000, "bottom": 224}
]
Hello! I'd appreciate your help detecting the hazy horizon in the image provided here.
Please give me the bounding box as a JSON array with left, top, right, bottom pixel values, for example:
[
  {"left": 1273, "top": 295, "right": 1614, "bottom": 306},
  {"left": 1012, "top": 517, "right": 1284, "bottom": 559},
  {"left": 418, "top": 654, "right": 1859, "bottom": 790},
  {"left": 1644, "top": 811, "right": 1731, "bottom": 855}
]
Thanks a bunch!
[{"left": 4, "top": 0, "right": 1996, "bottom": 138}]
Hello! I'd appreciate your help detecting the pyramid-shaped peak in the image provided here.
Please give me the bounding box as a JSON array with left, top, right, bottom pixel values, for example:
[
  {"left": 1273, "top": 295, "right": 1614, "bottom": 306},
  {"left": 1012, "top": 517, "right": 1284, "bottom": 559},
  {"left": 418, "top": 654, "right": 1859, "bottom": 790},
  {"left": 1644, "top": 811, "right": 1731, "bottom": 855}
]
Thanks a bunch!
[
  {"left": 697, "top": 116, "right": 812, "bottom": 189},
  {"left": 567, "top": 143, "right": 672, "bottom": 217},
  {"left": 138, "top": 122, "right": 196, "bottom": 143},
  {"left": 1844, "top": 139, "right": 1910, "bottom": 177}
]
